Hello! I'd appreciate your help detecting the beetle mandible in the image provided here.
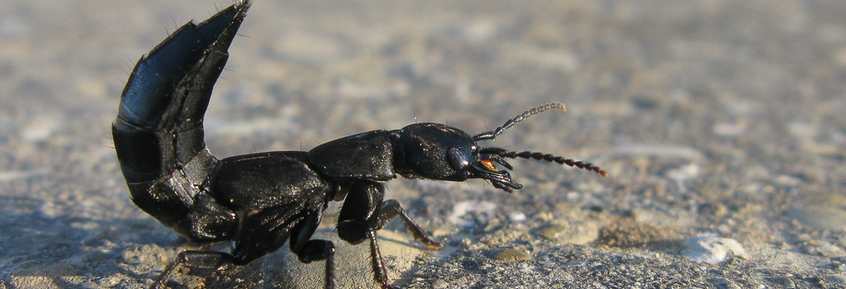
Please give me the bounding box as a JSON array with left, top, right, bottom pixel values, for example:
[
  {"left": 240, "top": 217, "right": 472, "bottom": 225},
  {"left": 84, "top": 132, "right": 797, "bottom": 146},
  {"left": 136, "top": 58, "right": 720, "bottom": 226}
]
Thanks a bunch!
[{"left": 112, "top": 1, "right": 605, "bottom": 288}]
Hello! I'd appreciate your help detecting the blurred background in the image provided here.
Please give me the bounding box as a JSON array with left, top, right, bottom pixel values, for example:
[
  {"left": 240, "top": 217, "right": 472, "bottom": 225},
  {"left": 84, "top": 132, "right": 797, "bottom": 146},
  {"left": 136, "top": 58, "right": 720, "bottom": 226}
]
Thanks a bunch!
[{"left": 1, "top": 0, "right": 845, "bottom": 288}]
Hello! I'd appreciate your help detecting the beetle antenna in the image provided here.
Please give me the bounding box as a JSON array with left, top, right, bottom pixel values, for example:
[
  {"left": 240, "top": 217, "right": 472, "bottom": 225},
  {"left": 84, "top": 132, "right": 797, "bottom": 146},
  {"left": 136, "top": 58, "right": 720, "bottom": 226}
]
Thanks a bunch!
[
  {"left": 473, "top": 103, "right": 566, "bottom": 141},
  {"left": 501, "top": 150, "right": 607, "bottom": 177}
]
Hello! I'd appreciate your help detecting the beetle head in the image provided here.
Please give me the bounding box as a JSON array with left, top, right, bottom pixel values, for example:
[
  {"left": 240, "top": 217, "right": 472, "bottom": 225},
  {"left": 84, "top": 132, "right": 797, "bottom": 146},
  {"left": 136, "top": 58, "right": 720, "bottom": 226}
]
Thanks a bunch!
[
  {"left": 399, "top": 122, "right": 521, "bottom": 191},
  {"left": 399, "top": 103, "right": 605, "bottom": 193}
]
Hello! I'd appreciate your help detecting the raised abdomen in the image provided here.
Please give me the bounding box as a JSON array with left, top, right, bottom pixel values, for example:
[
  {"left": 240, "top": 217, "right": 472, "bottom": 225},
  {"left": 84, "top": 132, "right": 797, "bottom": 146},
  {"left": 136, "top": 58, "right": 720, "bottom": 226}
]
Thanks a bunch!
[{"left": 112, "top": 4, "right": 247, "bottom": 231}]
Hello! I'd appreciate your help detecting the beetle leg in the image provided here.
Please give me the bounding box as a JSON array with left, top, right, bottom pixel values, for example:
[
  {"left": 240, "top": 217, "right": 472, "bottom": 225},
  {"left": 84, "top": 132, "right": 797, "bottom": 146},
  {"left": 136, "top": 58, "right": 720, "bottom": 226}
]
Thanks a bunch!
[
  {"left": 335, "top": 181, "right": 442, "bottom": 288},
  {"left": 335, "top": 181, "right": 396, "bottom": 288},
  {"left": 336, "top": 181, "right": 384, "bottom": 245},
  {"left": 293, "top": 240, "right": 337, "bottom": 289},
  {"left": 366, "top": 230, "right": 394, "bottom": 289},
  {"left": 335, "top": 182, "right": 443, "bottom": 249},
  {"left": 290, "top": 209, "right": 337, "bottom": 289},
  {"left": 369, "top": 200, "right": 443, "bottom": 249},
  {"left": 151, "top": 251, "right": 237, "bottom": 289}
]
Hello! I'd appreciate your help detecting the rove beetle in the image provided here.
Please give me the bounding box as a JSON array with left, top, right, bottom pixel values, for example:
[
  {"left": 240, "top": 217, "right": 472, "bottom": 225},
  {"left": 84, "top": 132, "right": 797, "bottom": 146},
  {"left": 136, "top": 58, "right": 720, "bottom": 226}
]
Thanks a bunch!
[{"left": 112, "top": 1, "right": 605, "bottom": 288}]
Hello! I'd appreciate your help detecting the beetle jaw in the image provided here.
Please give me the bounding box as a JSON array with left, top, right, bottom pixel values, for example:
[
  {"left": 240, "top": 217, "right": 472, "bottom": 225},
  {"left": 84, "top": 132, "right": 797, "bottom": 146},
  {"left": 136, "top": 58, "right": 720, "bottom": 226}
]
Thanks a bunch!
[{"left": 470, "top": 150, "right": 523, "bottom": 193}]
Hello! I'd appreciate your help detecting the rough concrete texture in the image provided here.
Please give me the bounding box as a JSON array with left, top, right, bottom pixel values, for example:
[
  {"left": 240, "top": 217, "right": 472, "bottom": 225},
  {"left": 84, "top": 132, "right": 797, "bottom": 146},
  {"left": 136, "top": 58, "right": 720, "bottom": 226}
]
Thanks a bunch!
[{"left": 2, "top": 0, "right": 846, "bottom": 288}]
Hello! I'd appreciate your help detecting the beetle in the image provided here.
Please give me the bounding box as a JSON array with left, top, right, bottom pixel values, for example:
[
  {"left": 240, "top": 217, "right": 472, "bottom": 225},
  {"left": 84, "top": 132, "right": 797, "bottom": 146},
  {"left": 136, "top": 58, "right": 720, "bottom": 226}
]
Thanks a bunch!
[{"left": 112, "top": 1, "right": 605, "bottom": 288}]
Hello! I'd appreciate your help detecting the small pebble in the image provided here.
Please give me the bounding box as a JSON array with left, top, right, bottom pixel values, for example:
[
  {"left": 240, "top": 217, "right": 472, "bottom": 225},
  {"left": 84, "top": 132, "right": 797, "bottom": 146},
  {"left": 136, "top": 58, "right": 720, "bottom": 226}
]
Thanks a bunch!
[
  {"left": 508, "top": 212, "right": 527, "bottom": 222},
  {"left": 683, "top": 233, "right": 747, "bottom": 264},
  {"left": 536, "top": 225, "right": 565, "bottom": 240},
  {"left": 432, "top": 279, "right": 449, "bottom": 289},
  {"left": 495, "top": 248, "right": 530, "bottom": 262}
]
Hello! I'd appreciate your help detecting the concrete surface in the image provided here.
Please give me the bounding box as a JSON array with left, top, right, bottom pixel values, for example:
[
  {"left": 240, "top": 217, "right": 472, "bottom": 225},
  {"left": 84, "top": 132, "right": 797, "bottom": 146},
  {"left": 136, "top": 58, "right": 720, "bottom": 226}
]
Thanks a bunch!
[{"left": 2, "top": 0, "right": 846, "bottom": 288}]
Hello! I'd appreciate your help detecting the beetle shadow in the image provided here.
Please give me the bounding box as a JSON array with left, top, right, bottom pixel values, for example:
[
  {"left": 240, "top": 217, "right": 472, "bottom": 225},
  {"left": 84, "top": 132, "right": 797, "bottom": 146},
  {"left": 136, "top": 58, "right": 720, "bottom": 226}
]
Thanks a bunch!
[
  {"left": 0, "top": 194, "right": 139, "bottom": 287},
  {"left": 0, "top": 191, "right": 234, "bottom": 288}
]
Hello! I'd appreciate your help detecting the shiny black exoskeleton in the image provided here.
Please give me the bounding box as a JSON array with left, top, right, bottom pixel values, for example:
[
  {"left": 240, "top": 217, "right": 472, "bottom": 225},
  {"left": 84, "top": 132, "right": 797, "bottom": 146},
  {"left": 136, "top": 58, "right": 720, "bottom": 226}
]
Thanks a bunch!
[{"left": 112, "top": 1, "right": 605, "bottom": 288}]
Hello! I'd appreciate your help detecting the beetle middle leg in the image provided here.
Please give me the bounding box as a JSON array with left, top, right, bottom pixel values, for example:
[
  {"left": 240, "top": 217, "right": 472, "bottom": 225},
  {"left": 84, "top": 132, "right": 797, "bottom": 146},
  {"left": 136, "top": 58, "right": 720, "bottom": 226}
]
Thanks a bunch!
[{"left": 290, "top": 208, "right": 337, "bottom": 289}]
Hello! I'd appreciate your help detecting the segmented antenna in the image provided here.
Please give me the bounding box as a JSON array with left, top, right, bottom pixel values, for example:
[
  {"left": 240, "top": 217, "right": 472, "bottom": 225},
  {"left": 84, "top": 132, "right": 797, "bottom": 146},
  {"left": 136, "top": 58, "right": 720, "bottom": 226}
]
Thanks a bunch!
[
  {"left": 502, "top": 150, "right": 607, "bottom": 178},
  {"left": 473, "top": 102, "right": 566, "bottom": 141}
]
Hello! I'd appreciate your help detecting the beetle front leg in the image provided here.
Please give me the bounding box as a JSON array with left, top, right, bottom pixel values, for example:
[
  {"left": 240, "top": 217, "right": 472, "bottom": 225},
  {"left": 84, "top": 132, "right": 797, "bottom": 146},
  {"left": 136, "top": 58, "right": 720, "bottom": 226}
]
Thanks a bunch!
[
  {"left": 336, "top": 181, "right": 443, "bottom": 288},
  {"left": 335, "top": 181, "right": 397, "bottom": 288},
  {"left": 335, "top": 181, "right": 443, "bottom": 248},
  {"left": 365, "top": 229, "right": 393, "bottom": 289},
  {"left": 336, "top": 181, "right": 384, "bottom": 245},
  {"left": 369, "top": 200, "right": 443, "bottom": 249},
  {"left": 365, "top": 200, "right": 443, "bottom": 289}
]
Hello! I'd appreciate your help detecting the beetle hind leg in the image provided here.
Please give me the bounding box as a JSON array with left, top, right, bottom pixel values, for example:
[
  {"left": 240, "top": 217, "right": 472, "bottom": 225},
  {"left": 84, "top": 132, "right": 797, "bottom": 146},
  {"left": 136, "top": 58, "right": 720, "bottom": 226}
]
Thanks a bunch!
[{"left": 151, "top": 250, "right": 237, "bottom": 289}]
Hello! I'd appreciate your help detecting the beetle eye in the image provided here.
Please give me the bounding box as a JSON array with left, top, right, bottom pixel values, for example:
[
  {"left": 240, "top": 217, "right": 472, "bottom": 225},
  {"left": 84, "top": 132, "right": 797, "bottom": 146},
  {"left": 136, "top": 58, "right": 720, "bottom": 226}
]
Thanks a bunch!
[{"left": 447, "top": 147, "right": 471, "bottom": 170}]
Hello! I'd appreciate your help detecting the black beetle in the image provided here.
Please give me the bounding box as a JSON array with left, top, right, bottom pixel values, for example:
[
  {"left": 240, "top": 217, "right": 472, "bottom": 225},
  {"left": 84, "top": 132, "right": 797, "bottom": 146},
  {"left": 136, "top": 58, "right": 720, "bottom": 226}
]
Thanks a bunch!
[{"left": 112, "top": 1, "right": 605, "bottom": 288}]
